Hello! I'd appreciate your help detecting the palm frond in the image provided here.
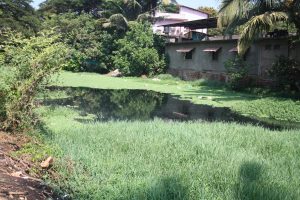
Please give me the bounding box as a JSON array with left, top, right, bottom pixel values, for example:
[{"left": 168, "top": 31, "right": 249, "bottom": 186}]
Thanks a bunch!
[
  {"left": 218, "top": 0, "right": 247, "bottom": 28},
  {"left": 103, "top": 13, "right": 128, "bottom": 30},
  {"left": 238, "top": 11, "right": 288, "bottom": 55}
]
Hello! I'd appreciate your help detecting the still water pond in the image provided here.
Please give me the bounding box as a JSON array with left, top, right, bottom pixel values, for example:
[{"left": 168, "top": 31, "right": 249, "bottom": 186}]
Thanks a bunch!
[{"left": 44, "top": 87, "right": 300, "bottom": 130}]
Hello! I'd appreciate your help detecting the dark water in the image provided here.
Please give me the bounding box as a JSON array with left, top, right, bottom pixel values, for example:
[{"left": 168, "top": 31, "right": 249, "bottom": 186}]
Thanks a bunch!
[{"left": 43, "top": 87, "right": 300, "bottom": 130}]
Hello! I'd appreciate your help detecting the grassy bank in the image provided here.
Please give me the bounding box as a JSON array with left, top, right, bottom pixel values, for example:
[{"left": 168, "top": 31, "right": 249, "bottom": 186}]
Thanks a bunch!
[
  {"left": 40, "top": 106, "right": 300, "bottom": 200},
  {"left": 41, "top": 71, "right": 300, "bottom": 199},
  {"left": 51, "top": 71, "right": 300, "bottom": 122}
]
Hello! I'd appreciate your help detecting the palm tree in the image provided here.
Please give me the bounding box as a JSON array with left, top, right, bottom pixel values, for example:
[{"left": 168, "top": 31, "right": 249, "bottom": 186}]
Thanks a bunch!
[
  {"left": 103, "top": 0, "right": 167, "bottom": 31},
  {"left": 218, "top": 0, "right": 300, "bottom": 55}
]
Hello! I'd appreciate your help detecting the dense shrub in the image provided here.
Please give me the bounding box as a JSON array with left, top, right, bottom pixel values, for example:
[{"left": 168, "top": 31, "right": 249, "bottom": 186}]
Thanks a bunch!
[
  {"left": 0, "top": 30, "right": 68, "bottom": 131},
  {"left": 269, "top": 56, "right": 300, "bottom": 92},
  {"left": 224, "top": 56, "right": 250, "bottom": 90},
  {"left": 112, "top": 22, "right": 166, "bottom": 76},
  {"left": 43, "top": 13, "right": 111, "bottom": 73}
]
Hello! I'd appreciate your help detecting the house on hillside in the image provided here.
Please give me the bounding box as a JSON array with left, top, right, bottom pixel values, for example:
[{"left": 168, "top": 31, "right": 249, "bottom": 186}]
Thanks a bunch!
[
  {"left": 153, "top": 5, "right": 209, "bottom": 40},
  {"left": 162, "top": 19, "right": 300, "bottom": 83}
]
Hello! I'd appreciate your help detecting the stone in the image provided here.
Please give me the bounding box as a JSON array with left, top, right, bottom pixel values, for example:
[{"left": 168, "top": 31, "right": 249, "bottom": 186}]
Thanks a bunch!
[
  {"left": 40, "top": 157, "right": 53, "bottom": 169},
  {"left": 107, "top": 69, "right": 122, "bottom": 77}
]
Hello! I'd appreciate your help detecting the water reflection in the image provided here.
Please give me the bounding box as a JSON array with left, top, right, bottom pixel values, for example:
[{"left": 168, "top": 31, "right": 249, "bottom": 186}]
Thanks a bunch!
[{"left": 43, "top": 87, "right": 300, "bottom": 130}]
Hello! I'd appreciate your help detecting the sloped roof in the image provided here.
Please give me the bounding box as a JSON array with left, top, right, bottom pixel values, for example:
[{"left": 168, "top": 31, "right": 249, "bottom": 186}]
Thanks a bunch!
[{"left": 163, "top": 18, "right": 218, "bottom": 29}]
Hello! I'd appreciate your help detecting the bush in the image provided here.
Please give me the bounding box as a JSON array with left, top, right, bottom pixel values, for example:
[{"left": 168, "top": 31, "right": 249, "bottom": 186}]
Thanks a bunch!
[
  {"left": 112, "top": 22, "right": 166, "bottom": 76},
  {"left": 269, "top": 56, "right": 300, "bottom": 92},
  {"left": 224, "top": 56, "right": 250, "bottom": 90},
  {"left": 0, "top": 30, "right": 68, "bottom": 131}
]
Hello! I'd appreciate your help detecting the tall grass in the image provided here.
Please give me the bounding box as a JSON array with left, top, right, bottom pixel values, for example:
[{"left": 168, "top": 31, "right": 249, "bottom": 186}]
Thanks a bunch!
[{"left": 40, "top": 107, "right": 300, "bottom": 200}]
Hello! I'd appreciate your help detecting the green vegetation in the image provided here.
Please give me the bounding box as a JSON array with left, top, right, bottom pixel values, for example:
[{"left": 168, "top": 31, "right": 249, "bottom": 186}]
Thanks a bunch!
[
  {"left": 0, "top": 0, "right": 40, "bottom": 36},
  {"left": 224, "top": 56, "right": 250, "bottom": 90},
  {"left": 1, "top": 1, "right": 300, "bottom": 199},
  {"left": 43, "top": 12, "right": 112, "bottom": 73},
  {"left": 0, "top": 30, "right": 68, "bottom": 131},
  {"left": 112, "top": 22, "right": 166, "bottom": 76},
  {"left": 269, "top": 56, "right": 300, "bottom": 92},
  {"left": 39, "top": 105, "right": 300, "bottom": 200},
  {"left": 0, "top": 0, "right": 169, "bottom": 133},
  {"left": 37, "top": 72, "right": 300, "bottom": 199},
  {"left": 51, "top": 72, "right": 300, "bottom": 123}
]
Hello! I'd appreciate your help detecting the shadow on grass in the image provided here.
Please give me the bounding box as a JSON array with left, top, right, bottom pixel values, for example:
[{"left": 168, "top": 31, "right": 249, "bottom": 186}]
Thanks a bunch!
[
  {"left": 235, "top": 161, "right": 295, "bottom": 200},
  {"left": 118, "top": 176, "right": 188, "bottom": 200},
  {"left": 35, "top": 120, "right": 55, "bottom": 139}
]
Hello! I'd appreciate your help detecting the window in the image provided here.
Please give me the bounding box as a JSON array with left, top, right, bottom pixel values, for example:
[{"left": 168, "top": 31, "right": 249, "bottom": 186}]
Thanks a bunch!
[
  {"left": 163, "top": 27, "right": 170, "bottom": 34},
  {"left": 203, "top": 47, "right": 221, "bottom": 61},
  {"left": 185, "top": 51, "right": 193, "bottom": 59}
]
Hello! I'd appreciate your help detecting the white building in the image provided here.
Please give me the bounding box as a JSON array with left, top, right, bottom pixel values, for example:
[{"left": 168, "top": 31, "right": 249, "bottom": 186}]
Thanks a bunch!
[{"left": 153, "top": 5, "right": 209, "bottom": 38}]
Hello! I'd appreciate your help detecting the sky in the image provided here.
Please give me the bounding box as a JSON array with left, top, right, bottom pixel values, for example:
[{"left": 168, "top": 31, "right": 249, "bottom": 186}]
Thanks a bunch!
[{"left": 31, "top": 0, "right": 220, "bottom": 9}]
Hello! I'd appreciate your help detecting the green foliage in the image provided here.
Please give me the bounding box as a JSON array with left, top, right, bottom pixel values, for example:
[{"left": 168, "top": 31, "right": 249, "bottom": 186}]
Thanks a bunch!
[
  {"left": 160, "top": 4, "right": 179, "bottom": 13},
  {"left": 0, "top": 30, "right": 68, "bottom": 131},
  {"left": 43, "top": 13, "right": 111, "bottom": 73},
  {"left": 112, "top": 22, "right": 166, "bottom": 76},
  {"left": 224, "top": 56, "right": 250, "bottom": 90},
  {"left": 269, "top": 56, "right": 300, "bottom": 92},
  {"left": 0, "top": 0, "right": 40, "bottom": 37},
  {"left": 39, "top": 0, "right": 104, "bottom": 15}
]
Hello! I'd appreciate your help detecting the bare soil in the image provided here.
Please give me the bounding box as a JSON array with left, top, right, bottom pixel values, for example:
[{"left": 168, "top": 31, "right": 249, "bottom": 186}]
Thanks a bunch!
[{"left": 0, "top": 132, "right": 55, "bottom": 200}]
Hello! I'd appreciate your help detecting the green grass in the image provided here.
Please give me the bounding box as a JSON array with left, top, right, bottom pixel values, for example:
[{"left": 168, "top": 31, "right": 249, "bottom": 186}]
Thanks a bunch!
[
  {"left": 41, "top": 71, "right": 300, "bottom": 199},
  {"left": 40, "top": 106, "right": 300, "bottom": 200},
  {"left": 51, "top": 71, "right": 300, "bottom": 123}
]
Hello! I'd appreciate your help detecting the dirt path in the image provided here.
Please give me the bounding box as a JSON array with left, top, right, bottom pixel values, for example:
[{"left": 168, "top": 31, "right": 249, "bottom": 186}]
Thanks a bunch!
[{"left": 0, "top": 132, "right": 55, "bottom": 200}]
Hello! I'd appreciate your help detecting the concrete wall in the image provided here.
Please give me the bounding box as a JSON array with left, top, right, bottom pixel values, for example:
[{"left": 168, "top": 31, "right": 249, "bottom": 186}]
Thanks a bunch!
[
  {"left": 290, "top": 41, "right": 300, "bottom": 63},
  {"left": 256, "top": 39, "right": 289, "bottom": 78},
  {"left": 166, "top": 38, "right": 294, "bottom": 81}
]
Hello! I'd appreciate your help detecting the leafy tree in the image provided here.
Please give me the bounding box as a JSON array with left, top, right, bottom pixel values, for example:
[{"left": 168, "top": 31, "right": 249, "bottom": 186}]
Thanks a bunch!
[
  {"left": 0, "top": 0, "right": 40, "bottom": 36},
  {"left": 39, "top": 0, "right": 104, "bottom": 15},
  {"left": 218, "top": 0, "right": 300, "bottom": 55},
  {"left": 102, "top": 0, "right": 162, "bottom": 31},
  {"left": 112, "top": 22, "right": 166, "bottom": 76},
  {"left": 43, "top": 13, "right": 111, "bottom": 72}
]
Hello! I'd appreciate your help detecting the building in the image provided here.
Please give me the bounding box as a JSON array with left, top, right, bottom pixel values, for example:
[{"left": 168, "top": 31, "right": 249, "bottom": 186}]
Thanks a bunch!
[
  {"left": 163, "top": 19, "right": 300, "bottom": 83},
  {"left": 153, "top": 5, "right": 209, "bottom": 39}
]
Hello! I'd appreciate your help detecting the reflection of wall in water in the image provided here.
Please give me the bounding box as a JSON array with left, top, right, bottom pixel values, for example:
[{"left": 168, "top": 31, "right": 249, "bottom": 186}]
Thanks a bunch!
[{"left": 156, "top": 96, "right": 230, "bottom": 121}]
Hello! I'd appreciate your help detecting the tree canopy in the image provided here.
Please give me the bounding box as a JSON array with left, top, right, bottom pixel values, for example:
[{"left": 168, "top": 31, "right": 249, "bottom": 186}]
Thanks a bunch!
[{"left": 0, "top": 0, "right": 40, "bottom": 36}]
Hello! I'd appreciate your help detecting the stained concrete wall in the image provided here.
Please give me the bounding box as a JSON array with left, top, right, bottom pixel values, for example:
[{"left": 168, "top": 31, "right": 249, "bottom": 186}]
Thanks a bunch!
[
  {"left": 256, "top": 39, "right": 290, "bottom": 78},
  {"left": 290, "top": 41, "right": 300, "bottom": 63},
  {"left": 166, "top": 38, "right": 296, "bottom": 81}
]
